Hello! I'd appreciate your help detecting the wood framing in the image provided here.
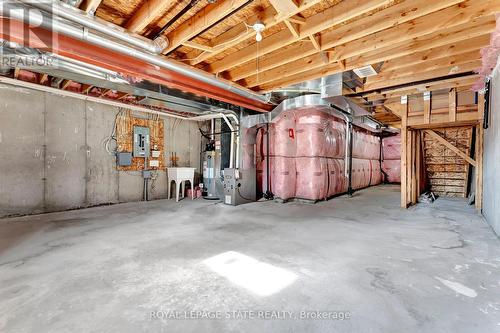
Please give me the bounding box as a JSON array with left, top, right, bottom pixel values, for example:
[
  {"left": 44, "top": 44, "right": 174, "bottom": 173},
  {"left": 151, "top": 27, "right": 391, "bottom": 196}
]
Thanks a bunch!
[
  {"left": 423, "top": 129, "right": 477, "bottom": 167},
  {"left": 162, "top": 0, "right": 250, "bottom": 54},
  {"left": 125, "top": 0, "right": 174, "bottom": 33},
  {"left": 79, "top": 0, "right": 102, "bottom": 14}
]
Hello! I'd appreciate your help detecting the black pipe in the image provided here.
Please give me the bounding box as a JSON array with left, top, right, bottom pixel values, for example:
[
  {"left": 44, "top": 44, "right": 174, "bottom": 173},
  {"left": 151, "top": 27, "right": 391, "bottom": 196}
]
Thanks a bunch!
[
  {"left": 150, "top": 0, "right": 253, "bottom": 50},
  {"left": 347, "top": 123, "right": 354, "bottom": 197},
  {"left": 483, "top": 79, "right": 491, "bottom": 129},
  {"left": 348, "top": 72, "right": 476, "bottom": 98},
  {"left": 263, "top": 122, "right": 274, "bottom": 200},
  {"left": 149, "top": 0, "right": 201, "bottom": 40}
]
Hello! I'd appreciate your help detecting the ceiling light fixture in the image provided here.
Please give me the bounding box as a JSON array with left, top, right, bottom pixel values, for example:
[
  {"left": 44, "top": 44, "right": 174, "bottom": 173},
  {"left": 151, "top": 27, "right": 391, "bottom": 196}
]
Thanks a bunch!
[{"left": 252, "top": 22, "right": 265, "bottom": 42}]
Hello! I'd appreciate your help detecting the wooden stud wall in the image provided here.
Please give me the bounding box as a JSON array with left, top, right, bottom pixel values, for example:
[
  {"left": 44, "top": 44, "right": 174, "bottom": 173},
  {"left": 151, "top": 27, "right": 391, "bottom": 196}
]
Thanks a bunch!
[
  {"left": 422, "top": 127, "right": 473, "bottom": 198},
  {"left": 115, "top": 111, "right": 165, "bottom": 171}
]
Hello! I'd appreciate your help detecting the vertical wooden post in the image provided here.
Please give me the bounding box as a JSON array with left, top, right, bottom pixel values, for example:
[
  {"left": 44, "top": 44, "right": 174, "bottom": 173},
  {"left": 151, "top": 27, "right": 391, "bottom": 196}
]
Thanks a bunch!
[
  {"left": 406, "top": 130, "right": 413, "bottom": 207},
  {"left": 424, "top": 91, "right": 431, "bottom": 124},
  {"left": 475, "top": 94, "right": 485, "bottom": 211},
  {"left": 415, "top": 130, "right": 421, "bottom": 202},
  {"left": 401, "top": 102, "right": 408, "bottom": 208},
  {"left": 449, "top": 88, "right": 457, "bottom": 122}
]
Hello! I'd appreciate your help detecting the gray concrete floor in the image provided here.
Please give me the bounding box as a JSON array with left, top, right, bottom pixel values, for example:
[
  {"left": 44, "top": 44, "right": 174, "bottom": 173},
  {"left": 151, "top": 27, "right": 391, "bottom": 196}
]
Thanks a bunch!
[{"left": 0, "top": 185, "right": 499, "bottom": 333}]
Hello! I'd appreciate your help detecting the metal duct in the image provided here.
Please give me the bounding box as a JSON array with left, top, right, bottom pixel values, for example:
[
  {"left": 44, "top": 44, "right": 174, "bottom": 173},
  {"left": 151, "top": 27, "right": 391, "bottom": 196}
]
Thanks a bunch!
[
  {"left": 20, "top": 0, "right": 168, "bottom": 54},
  {"left": 1, "top": 1, "right": 270, "bottom": 108},
  {"left": 269, "top": 74, "right": 370, "bottom": 117}
]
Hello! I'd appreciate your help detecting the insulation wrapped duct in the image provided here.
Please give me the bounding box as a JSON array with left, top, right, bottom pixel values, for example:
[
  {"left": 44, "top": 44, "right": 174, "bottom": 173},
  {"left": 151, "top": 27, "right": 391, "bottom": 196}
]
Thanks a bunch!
[
  {"left": 381, "top": 134, "right": 402, "bottom": 183},
  {"left": 256, "top": 102, "right": 384, "bottom": 201}
]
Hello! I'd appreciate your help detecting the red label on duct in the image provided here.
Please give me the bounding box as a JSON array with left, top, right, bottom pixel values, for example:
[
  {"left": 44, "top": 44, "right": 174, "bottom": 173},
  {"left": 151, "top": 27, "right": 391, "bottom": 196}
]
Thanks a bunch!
[{"left": 288, "top": 128, "right": 294, "bottom": 139}]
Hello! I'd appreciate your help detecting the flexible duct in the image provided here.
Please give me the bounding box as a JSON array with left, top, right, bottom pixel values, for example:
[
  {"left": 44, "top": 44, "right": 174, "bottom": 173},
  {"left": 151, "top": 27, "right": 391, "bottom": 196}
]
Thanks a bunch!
[
  {"left": 20, "top": 0, "right": 168, "bottom": 54},
  {"left": 1, "top": 1, "right": 270, "bottom": 106}
]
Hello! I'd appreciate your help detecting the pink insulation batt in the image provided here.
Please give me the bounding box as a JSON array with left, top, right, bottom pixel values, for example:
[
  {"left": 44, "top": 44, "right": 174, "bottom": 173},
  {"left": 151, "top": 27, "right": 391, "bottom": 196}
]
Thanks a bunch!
[
  {"left": 256, "top": 108, "right": 383, "bottom": 201},
  {"left": 381, "top": 134, "right": 401, "bottom": 183}
]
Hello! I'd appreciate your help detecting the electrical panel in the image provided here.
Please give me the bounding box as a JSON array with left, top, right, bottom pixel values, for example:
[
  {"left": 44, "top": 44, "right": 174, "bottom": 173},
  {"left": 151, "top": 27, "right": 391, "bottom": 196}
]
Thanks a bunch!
[
  {"left": 133, "top": 126, "right": 150, "bottom": 158},
  {"left": 116, "top": 152, "right": 132, "bottom": 166}
]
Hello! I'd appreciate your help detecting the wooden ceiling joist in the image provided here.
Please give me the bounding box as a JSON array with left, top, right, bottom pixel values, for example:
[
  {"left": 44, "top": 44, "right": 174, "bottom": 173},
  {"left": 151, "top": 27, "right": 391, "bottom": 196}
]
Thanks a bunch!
[
  {"left": 362, "top": 75, "right": 479, "bottom": 100},
  {"left": 79, "top": 0, "right": 103, "bottom": 14},
  {"left": 362, "top": 60, "right": 481, "bottom": 91},
  {"left": 188, "top": 0, "right": 324, "bottom": 66},
  {"left": 61, "top": 79, "right": 72, "bottom": 90},
  {"left": 162, "top": 0, "right": 251, "bottom": 55},
  {"left": 125, "top": 0, "right": 174, "bottom": 33},
  {"left": 253, "top": 11, "right": 495, "bottom": 92},
  {"left": 367, "top": 51, "right": 481, "bottom": 84},
  {"left": 227, "top": 0, "right": 466, "bottom": 82},
  {"left": 268, "top": 0, "right": 299, "bottom": 16},
  {"left": 206, "top": 0, "right": 392, "bottom": 74}
]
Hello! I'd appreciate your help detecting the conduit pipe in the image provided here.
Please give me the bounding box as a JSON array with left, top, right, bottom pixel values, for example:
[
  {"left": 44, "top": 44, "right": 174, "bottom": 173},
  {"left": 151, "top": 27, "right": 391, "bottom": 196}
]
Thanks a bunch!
[
  {"left": 1, "top": 1, "right": 271, "bottom": 110},
  {"left": 20, "top": 0, "right": 168, "bottom": 54}
]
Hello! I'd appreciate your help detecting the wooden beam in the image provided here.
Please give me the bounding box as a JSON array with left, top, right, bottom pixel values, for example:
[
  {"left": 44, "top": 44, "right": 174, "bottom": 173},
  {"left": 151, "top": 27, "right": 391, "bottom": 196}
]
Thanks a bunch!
[
  {"left": 288, "top": 14, "right": 306, "bottom": 25},
  {"left": 81, "top": 84, "right": 93, "bottom": 94},
  {"left": 224, "top": 0, "right": 464, "bottom": 79},
  {"left": 248, "top": 4, "right": 495, "bottom": 91},
  {"left": 330, "top": 0, "right": 498, "bottom": 62},
  {"left": 401, "top": 102, "right": 408, "bottom": 208},
  {"left": 368, "top": 51, "right": 481, "bottom": 83},
  {"left": 100, "top": 88, "right": 112, "bottom": 97},
  {"left": 268, "top": 0, "right": 298, "bottom": 16},
  {"left": 125, "top": 0, "right": 173, "bottom": 33},
  {"left": 424, "top": 92, "right": 431, "bottom": 124},
  {"left": 205, "top": 0, "right": 392, "bottom": 73},
  {"left": 39, "top": 73, "right": 48, "bottom": 85},
  {"left": 362, "top": 60, "right": 481, "bottom": 92},
  {"left": 250, "top": 16, "right": 493, "bottom": 91},
  {"left": 188, "top": 0, "right": 324, "bottom": 65},
  {"left": 449, "top": 88, "right": 457, "bottom": 122},
  {"left": 60, "top": 79, "right": 72, "bottom": 90},
  {"left": 309, "top": 34, "right": 320, "bottom": 50},
  {"left": 424, "top": 129, "right": 477, "bottom": 167},
  {"left": 116, "top": 92, "right": 130, "bottom": 100},
  {"left": 183, "top": 41, "right": 214, "bottom": 53},
  {"left": 163, "top": 0, "right": 253, "bottom": 54},
  {"left": 365, "top": 75, "right": 479, "bottom": 101},
  {"left": 283, "top": 20, "right": 300, "bottom": 38},
  {"left": 79, "top": 0, "right": 102, "bottom": 14}
]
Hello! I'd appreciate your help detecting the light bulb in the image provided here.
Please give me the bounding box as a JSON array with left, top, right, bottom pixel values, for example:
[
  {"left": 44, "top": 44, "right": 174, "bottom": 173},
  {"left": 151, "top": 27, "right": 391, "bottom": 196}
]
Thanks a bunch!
[{"left": 256, "top": 32, "right": 262, "bottom": 42}]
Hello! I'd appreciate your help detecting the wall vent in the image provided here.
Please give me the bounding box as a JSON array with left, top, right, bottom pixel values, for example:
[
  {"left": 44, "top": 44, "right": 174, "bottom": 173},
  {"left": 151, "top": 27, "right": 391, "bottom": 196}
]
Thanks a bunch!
[{"left": 353, "top": 65, "right": 378, "bottom": 78}]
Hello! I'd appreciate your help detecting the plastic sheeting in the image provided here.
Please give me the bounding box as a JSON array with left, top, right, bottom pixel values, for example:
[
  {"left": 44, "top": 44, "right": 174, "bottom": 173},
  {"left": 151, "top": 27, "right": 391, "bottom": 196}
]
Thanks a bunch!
[
  {"left": 296, "top": 157, "right": 328, "bottom": 200},
  {"left": 352, "top": 129, "right": 380, "bottom": 160},
  {"left": 382, "top": 134, "right": 401, "bottom": 160},
  {"left": 256, "top": 107, "right": 383, "bottom": 201},
  {"left": 381, "top": 134, "right": 401, "bottom": 183},
  {"left": 382, "top": 159, "right": 401, "bottom": 183},
  {"left": 473, "top": 14, "right": 500, "bottom": 91}
]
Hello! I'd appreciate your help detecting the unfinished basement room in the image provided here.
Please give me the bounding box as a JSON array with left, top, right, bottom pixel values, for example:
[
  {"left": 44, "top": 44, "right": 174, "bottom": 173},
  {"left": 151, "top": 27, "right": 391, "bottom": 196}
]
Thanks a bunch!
[{"left": 1, "top": 0, "right": 500, "bottom": 332}]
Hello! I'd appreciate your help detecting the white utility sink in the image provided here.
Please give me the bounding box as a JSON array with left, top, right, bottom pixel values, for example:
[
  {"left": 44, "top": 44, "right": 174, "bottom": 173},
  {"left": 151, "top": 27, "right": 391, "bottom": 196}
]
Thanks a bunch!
[{"left": 167, "top": 167, "right": 196, "bottom": 202}]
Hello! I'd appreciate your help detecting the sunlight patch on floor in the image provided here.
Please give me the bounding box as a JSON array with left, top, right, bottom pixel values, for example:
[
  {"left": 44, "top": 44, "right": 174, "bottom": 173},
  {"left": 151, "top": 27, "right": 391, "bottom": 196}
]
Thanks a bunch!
[{"left": 203, "top": 251, "right": 297, "bottom": 296}]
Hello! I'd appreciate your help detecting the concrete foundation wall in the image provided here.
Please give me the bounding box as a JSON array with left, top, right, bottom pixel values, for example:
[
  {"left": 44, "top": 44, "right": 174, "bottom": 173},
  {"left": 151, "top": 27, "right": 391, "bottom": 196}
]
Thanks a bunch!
[
  {"left": 483, "top": 67, "right": 500, "bottom": 236},
  {"left": 0, "top": 84, "right": 202, "bottom": 217}
]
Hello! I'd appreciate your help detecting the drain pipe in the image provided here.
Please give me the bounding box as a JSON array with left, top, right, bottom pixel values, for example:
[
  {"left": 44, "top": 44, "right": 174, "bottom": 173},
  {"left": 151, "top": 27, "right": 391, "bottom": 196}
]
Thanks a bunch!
[
  {"left": 2, "top": 1, "right": 270, "bottom": 106},
  {"left": 22, "top": 0, "right": 168, "bottom": 54},
  {"left": 347, "top": 120, "right": 354, "bottom": 197}
]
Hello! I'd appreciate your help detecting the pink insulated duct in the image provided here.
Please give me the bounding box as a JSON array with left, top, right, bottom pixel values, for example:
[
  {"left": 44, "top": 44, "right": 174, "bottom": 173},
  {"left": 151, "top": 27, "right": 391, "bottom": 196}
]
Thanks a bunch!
[
  {"left": 256, "top": 106, "right": 383, "bottom": 201},
  {"left": 381, "top": 134, "right": 402, "bottom": 183}
]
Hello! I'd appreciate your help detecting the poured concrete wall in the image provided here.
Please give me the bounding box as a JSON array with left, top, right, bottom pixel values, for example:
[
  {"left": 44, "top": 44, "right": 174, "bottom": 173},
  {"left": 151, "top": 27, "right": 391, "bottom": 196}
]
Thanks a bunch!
[
  {"left": 483, "top": 67, "right": 500, "bottom": 236},
  {"left": 0, "top": 84, "right": 202, "bottom": 217}
]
